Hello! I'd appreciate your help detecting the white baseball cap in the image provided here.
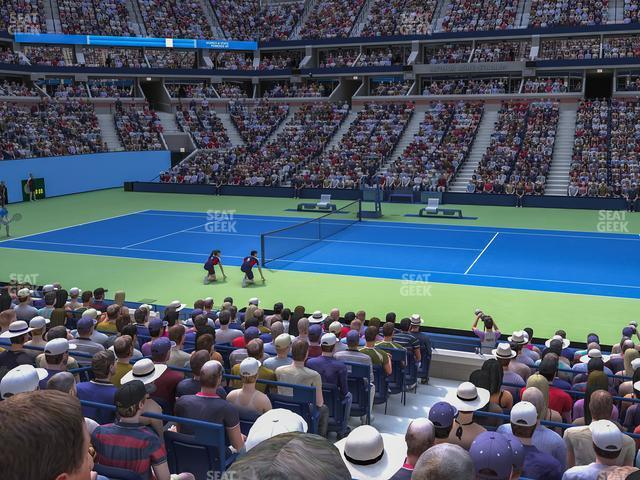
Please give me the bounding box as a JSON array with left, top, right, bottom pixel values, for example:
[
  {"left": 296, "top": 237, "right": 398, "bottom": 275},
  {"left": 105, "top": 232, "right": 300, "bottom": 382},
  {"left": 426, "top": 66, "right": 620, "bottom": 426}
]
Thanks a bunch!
[
  {"left": 248, "top": 297, "right": 260, "bottom": 306},
  {"left": 29, "top": 316, "right": 50, "bottom": 330},
  {"left": 17, "top": 288, "right": 31, "bottom": 298},
  {"left": 167, "top": 300, "right": 186, "bottom": 311},
  {"left": 44, "top": 338, "right": 76, "bottom": 356},
  {"left": 69, "top": 287, "right": 81, "bottom": 296},
  {"left": 245, "top": 409, "right": 308, "bottom": 451},
  {"left": 321, "top": 333, "right": 337, "bottom": 346},
  {"left": 1, "top": 365, "right": 48, "bottom": 399},
  {"left": 590, "top": 420, "right": 623, "bottom": 452},
  {"left": 239, "top": 357, "right": 261, "bottom": 376},
  {"left": 329, "top": 321, "right": 343, "bottom": 335},
  {"left": 42, "top": 284, "right": 57, "bottom": 293},
  {"left": 510, "top": 401, "right": 538, "bottom": 427}
]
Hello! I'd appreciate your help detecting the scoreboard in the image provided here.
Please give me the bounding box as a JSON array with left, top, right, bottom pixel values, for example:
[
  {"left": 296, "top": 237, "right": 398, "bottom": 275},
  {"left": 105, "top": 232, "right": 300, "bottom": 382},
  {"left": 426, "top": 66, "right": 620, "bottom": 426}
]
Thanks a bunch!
[{"left": 21, "top": 177, "right": 46, "bottom": 201}]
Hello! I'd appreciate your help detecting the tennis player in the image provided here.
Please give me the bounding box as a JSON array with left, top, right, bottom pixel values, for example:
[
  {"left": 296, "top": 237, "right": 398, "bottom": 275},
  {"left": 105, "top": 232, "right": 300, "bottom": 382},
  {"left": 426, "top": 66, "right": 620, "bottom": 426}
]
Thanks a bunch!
[
  {"left": 241, "top": 250, "right": 265, "bottom": 288},
  {"left": 0, "top": 206, "right": 11, "bottom": 237},
  {"left": 203, "top": 249, "right": 226, "bottom": 284}
]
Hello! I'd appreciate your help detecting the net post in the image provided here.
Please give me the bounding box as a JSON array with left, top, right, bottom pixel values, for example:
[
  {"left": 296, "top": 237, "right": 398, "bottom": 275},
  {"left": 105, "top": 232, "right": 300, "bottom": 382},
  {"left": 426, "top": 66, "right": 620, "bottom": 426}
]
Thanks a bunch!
[{"left": 260, "top": 234, "right": 266, "bottom": 267}]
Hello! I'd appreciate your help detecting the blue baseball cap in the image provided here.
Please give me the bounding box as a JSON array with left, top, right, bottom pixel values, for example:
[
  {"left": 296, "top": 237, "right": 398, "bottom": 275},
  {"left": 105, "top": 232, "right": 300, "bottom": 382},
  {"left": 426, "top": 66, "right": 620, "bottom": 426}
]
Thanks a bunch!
[
  {"left": 244, "top": 327, "right": 260, "bottom": 341},
  {"left": 309, "top": 324, "right": 322, "bottom": 342},
  {"left": 76, "top": 316, "right": 95, "bottom": 334},
  {"left": 151, "top": 337, "right": 175, "bottom": 359},
  {"left": 469, "top": 432, "right": 514, "bottom": 480},
  {"left": 346, "top": 330, "right": 360, "bottom": 346},
  {"left": 502, "top": 434, "right": 525, "bottom": 472},
  {"left": 149, "top": 318, "right": 167, "bottom": 334},
  {"left": 428, "top": 401, "right": 457, "bottom": 428}
]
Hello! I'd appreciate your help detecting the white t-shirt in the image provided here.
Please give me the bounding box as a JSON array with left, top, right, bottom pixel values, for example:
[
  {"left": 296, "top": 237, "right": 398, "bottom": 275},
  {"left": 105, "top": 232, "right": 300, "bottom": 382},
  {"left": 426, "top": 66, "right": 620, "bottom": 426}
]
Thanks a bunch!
[{"left": 562, "top": 462, "right": 608, "bottom": 479}]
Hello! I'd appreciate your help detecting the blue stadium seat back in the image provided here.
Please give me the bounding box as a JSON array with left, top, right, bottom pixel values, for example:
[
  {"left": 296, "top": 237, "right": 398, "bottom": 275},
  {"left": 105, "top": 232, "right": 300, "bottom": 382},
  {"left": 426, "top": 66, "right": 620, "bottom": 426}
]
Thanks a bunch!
[
  {"left": 372, "top": 365, "right": 390, "bottom": 406},
  {"left": 70, "top": 366, "right": 95, "bottom": 383},
  {"left": 137, "top": 334, "right": 151, "bottom": 348},
  {"left": 269, "top": 390, "right": 320, "bottom": 434},
  {"left": 321, "top": 383, "right": 348, "bottom": 435},
  {"left": 67, "top": 310, "right": 84, "bottom": 330},
  {"left": 345, "top": 362, "right": 370, "bottom": 419},
  {"left": 81, "top": 403, "right": 115, "bottom": 425},
  {"left": 93, "top": 464, "right": 144, "bottom": 480},
  {"left": 379, "top": 347, "right": 406, "bottom": 396},
  {"left": 427, "top": 333, "right": 480, "bottom": 352},
  {"left": 404, "top": 349, "right": 418, "bottom": 391},
  {"left": 238, "top": 407, "right": 260, "bottom": 436},
  {"left": 164, "top": 430, "right": 231, "bottom": 477},
  {"left": 214, "top": 344, "right": 235, "bottom": 371}
]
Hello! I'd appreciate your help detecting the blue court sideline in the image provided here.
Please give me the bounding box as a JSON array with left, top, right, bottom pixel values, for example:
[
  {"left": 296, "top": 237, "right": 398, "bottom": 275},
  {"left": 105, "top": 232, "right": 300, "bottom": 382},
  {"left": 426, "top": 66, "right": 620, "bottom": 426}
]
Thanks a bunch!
[{"left": 1, "top": 209, "right": 639, "bottom": 299}]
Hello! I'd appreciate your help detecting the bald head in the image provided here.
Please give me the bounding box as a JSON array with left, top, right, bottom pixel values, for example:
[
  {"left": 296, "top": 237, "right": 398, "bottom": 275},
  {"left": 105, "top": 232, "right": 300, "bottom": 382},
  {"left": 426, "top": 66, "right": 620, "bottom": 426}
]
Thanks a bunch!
[
  {"left": 297, "top": 318, "right": 309, "bottom": 335},
  {"left": 270, "top": 321, "right": 284, "bottom": 338},
  {"left": 247, "top": 338, "right": 264, "bottom": 360},
  {"left": 412, "top": 443, "right": 474, "bottom": 480},
  {"left": 406, "top": 418, "right": 435, "bottom": 459},
  {"left": 200, "top": 360, "right": 224, "bottom": 388}
]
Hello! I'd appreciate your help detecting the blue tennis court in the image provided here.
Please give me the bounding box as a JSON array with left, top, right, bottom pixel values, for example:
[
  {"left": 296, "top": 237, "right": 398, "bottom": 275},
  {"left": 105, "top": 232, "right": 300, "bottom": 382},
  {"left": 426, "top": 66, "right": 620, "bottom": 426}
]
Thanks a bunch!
[{"left": 0, "top": 209, "right": 639, "bottom": 299}]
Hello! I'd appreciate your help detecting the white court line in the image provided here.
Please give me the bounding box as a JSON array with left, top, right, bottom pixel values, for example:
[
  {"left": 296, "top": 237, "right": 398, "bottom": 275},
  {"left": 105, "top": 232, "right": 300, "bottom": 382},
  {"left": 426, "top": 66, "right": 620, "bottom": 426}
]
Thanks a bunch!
[
  {"left": 138, "top": 211, "right": 640, "bottom": 241},
  {"left": 6, "top": 238, "right": 640, "bottom": 291},
  {"left": 0, "top": 210, "right": 149, "bottom": 245},
  {"left": 122, "top": 222, "right": 209, "bottom": 249},
  {"left": 183, "top": 230, "right": 482, "bottom": 252},
  {"left": 464, "top": 232, "right": 500, "bottom": 275}
]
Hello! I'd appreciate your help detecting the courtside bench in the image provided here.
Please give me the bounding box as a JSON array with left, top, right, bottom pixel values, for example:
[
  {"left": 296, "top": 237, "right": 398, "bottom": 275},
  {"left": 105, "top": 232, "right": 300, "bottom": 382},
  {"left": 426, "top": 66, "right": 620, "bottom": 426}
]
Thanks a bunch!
[
  {"left": 297, "top": 194, "right": 336, "bottom": 212},
  {"left": 419, "top": 207, "right": 463, "bottom": 218}
]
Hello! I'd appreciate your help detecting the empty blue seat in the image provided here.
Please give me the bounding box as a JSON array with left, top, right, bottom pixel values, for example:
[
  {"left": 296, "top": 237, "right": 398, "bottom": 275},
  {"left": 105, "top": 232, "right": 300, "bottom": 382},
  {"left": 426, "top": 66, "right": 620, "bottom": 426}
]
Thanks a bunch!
[
  {"left": 345, "top": 361, "right": 371, "bottom": 424},
  {"left": 268, "top": 383, "right": 320, "bottom": 434},
  {"left": 321, "top": 383, "right": 350, "bottom": 438},
  {"left": 372, "top": 365, "right": 390, "bottom": 413},
  {"left": 164, "top": 428, "right": 235, "bottom": 478},
  {"left": 379, "top": 347, "right": 407, "bottom": 405}
]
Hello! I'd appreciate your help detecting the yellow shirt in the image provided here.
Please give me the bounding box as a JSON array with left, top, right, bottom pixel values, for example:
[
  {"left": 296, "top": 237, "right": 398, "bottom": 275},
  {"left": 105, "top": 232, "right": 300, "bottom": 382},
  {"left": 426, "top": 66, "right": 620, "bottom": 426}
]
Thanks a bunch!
[
  {"left": 96, "top": 320, "right": 118, "bottom": 334},
  {"left": 230, "top": 364, "right": 276, "bottom": 393},
  {"left": 112, "top": 362, "right": 133, "bottom": 387}
]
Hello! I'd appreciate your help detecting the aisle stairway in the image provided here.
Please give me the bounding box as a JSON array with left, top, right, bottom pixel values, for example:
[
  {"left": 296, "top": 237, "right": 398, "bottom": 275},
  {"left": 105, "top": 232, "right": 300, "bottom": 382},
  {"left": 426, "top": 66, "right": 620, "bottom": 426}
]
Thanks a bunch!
[
  {"left": 217, "top": 112, "right": 245, "bottom": 147},
  {"left": 97, "top": 114, "right": 124, "bottom": 151},
  {"left": 545, "top": 104, "right": 577, "bottom": 196},
  {"left": 448, "top": 105, "right": 500, "bottom": 192}
]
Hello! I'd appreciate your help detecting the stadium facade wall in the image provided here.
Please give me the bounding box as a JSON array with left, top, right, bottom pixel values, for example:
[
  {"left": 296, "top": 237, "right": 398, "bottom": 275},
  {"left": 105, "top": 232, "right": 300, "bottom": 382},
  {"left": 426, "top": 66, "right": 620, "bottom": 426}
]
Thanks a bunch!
[{"left": 0, "top": 151, "right": 170, "bottom": 203}]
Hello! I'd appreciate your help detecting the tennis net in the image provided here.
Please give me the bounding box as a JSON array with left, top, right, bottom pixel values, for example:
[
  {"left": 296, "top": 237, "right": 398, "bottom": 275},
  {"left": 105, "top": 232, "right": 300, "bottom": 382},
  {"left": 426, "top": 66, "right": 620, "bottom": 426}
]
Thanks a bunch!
[{"left": 260, "top": 200, "right": 361, "bottom": 266}]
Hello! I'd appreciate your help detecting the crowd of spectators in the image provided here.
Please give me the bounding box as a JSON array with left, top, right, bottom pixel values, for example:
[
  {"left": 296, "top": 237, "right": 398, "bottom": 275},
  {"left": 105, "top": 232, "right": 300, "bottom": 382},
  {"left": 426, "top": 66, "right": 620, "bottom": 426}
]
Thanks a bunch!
[
  {"left": 8, "top": 285, "right": 640, "bottom": 479},
  {"left": 0, "top": 1, "right": 45, "bottom": 33},
  {"left": 357, "top": 46, "right": 407, "bottom": 66},
  {"left": 166, "top": 83, "right": 219, "bottom": 99},
  {"left": 229, "top": 100, "right": 289, "bottom": 150},
  {"left": 538, "top": 37, "right": 601, "bottom": 60},
  {"left": 0, "top": 79, "right": 40, "bottom": 97},
  {"left": 114, "top": 102, "right": 164, "bottom": 151},
  {"left": 609, "top": 100, "right": 640, "bottom": 191},
  {"left": 57, "top": 0, "right": 132, "bottom": 36},
  {"left": 211, "top": 51, "right": 254, "bottom": 70},
  {"left": 145, "top": 49, "right": 198, "bottom": 69},
  {"left": 314, "top": 102, "right": 414, "bottom": 187},
  {"left": 617, "top": 73, "right": 640, "bottom": 91},
  {"left": 0, "top": 46, "right": 23, "bottom": 65},
  {"left": 570, "top": 98, "right": 609, "bottom": 196},
  {"left": 528, "top": 0, "right": 608, "bottom": 27},
  {"left": 424, "top": 43, "right": 473, "bottom": 64},
  {"left": 472, "top": 101, "right": 529, "bottom": 194},
  {"left": 216, "top": 82, "right": 249, "bottom": 98},
  {"left": 439, "top": 0, "right": 519, "bottom": 32},
  {"left": 624, "top": 0, "right": 640, "bottom": 23},
  {"left": 22, "top": 45, "right": 76, "bottom": 67},
  {"left": 47, "top": 81, "right": 89, "bottom": 98},
  {"left": 213, "top": 0, "right": 304, "bottom": 41},
  {"left": 81, "top": 47, "right": 146, "bottom": 69},
  {"left": 258, "top": 52, "right": 301, "bottom": 70},
  {"left": 136, "top": 0, "right": 214, "bottom": 39},
  {"left": 472, "top": 40, "right": 531, "bottom": 62},
  {"left": 176, "top": 103, "right": 231, "bottom": 149},
  {"left": 423, "top": 78, "right": 515, "bottom": 95},
  {"left": 264, "top": 81, "right": 330, "bottom": 98},
  {"left": 384, "top": 101, "right": 483, "bottom": 191},
  {"left": 0, "top": 99, "right": 106, "bottom": 159},
  {"left": 359, "top": 0, "right": 437, "bottom": 37},
  {"left": 370, "top": 80, "right": 413, "bottom": 96},
  {"left": 523, "top": 77, "right": 578, "bottom": 93},
  {"left": 471, "top": 101, "right": 559, "bottom": 195},
  {"left": 318, "top": 48, "right": 359, "bottom": 68},
  {"left": 88, "top": 80, "right": 135, "bottom": 98},
  {"left": 298, "top": 0, "right": 365, "bottom": 39},
  {"left": 603, "top": 35, "right": 640, "bottom": 58}
]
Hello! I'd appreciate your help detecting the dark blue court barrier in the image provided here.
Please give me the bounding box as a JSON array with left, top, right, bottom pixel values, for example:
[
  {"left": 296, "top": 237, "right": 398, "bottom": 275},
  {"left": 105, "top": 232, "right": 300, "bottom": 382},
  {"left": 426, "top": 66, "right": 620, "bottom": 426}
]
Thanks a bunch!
[
  {"left": 128, "top": 182, "right": 632, "bottom": 211},
  {"left": 0, "top": 151, "right": 171, "bottom": 203}
]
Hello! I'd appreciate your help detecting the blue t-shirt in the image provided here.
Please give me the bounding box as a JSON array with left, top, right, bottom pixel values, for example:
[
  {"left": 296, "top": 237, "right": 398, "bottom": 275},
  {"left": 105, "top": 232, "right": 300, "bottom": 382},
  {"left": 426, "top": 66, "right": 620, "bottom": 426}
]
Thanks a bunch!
[
  {"left": 521, "top": 444, "right": 563, "bottom": 480},
  {"left": 76, "top": 380, "right": 117, "bottom": 424},
  {"left": 306, "top": 355, "right": 349, "bottom": 398}
]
